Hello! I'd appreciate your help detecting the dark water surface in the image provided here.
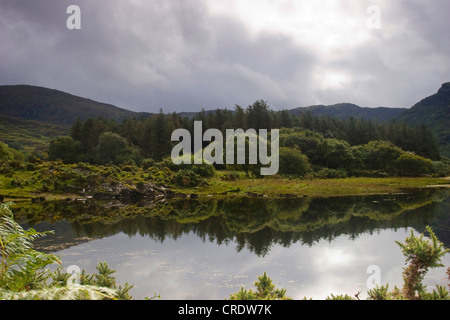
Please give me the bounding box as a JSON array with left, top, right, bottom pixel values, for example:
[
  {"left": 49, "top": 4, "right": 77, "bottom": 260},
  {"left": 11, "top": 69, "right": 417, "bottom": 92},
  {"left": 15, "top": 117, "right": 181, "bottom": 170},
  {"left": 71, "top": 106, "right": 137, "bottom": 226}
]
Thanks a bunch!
[{"left": 13, "top": 188, "right": 450, "bottom": 299}]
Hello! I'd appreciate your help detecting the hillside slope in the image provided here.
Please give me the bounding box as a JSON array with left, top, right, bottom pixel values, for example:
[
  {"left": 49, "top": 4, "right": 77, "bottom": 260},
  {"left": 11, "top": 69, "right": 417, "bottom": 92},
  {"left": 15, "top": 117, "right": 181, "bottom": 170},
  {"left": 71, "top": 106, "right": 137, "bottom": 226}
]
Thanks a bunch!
[
  {"left": 0, "top": 85, "right": 152, "bottom": 126},
  {"left": 289, "top": 103, "right": 405, "bottom": 121},
  {"left": 0, "top": 115, "right": 69, "bottom": 153},
  {"left": 396, "top": 82, "right": 450, "bottom": 157}
]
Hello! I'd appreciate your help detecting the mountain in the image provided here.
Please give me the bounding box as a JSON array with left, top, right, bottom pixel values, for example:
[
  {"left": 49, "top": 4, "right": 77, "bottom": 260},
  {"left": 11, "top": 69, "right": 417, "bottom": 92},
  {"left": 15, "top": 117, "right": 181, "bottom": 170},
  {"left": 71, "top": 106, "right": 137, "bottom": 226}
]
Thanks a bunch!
[
  {"left": 1, "top": 83, "right": 448, "bottom": 157},
  {"left": 0, "top": 85, "right": 407, "bottom": 126},
  {"left": 289, "top": 103, "right": 406, "bottom": 121},
  {"left": 396, "top": 82, "right": 450, "bottom": 157},
  {"left": 0, "top": 85, "right": 152, "bottom": 126}
]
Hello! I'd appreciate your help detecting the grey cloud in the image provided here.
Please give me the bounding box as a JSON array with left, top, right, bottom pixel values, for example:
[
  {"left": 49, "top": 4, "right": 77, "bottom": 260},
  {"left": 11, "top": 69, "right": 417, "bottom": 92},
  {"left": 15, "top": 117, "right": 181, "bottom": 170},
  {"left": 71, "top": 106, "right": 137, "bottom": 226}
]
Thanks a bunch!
[{"left": 0, "top": 0, "right": 449, "bottom": 112}]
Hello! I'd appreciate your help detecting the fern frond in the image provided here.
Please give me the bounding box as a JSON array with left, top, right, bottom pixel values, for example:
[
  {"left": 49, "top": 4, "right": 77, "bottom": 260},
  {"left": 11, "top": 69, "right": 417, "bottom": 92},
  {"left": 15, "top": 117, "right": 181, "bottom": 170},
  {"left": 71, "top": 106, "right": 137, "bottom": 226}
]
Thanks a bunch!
[{"left": 0, "top": 285, "right": 118, "bottom": 300}]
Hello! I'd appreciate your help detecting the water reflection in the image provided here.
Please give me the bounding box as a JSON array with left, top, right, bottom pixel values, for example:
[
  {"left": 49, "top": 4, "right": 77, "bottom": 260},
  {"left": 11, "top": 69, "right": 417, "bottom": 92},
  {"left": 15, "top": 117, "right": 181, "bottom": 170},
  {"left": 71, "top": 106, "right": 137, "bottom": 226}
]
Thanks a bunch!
[
  {"left": 11, "top": 188, "right": 450, "bottom": 300},
  {"left": 14, "top": 188, "right": 450, "bottom": 255}
]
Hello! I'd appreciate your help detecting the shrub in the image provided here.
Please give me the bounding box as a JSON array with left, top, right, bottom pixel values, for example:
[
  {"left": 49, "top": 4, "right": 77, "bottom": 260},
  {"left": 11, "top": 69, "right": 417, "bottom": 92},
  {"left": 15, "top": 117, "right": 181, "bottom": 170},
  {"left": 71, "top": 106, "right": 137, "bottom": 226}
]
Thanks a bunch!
[
  {"left": 141, "top": 158, "right": 156, "bottom": 170},
  {"left": 278, "top": 147, "right": 310, "bottom": 176},
  {"left": 314, "top": 168, "right": 348, "bottom": 179},
  {"left": 395, "top": 152, "right": 433, "bottom": 177},
  {"left": 396, "top": 226, "right": 449, "bottom": 299},
  {"left": 26, "top": 163, "right": 37, "bottom": 171},
  {"left": 172, "top": 169, "right": 203, "bottom": 187},
  {"left": 326, "top": 293, "right": 354, "bottom": 300},
  {"left": 228, "top": 272, "right": 290, "bottom": 300},
  {"left": 48, "top": 136, "right": 82, "bottom": 163},
  {"left": 431, "top": 160, "right": 450, "bottom": 177}
]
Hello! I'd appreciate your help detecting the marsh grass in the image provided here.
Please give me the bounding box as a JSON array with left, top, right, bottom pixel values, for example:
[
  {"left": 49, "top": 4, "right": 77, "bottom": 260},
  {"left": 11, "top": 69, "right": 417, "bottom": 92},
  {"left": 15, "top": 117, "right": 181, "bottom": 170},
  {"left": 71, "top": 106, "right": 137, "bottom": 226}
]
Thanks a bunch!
[{"left": 179, "top": 173, "right": 450, "bottom": 197}]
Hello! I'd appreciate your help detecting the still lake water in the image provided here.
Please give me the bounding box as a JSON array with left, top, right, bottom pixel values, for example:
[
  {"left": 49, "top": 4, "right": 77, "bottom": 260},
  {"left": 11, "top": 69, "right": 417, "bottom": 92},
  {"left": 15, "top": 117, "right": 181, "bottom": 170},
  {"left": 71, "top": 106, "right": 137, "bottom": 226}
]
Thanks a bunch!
[{"left": 14, "top": 188, "right": 450, "bottom": 300}]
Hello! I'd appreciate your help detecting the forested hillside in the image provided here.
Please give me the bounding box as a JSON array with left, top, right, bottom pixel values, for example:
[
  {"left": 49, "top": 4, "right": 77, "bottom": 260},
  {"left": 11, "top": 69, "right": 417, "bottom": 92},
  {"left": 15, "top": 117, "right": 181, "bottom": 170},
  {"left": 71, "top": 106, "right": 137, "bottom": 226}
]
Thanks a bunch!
[
  {"left": 396, "top": 82, "right": 450, "bottom": 157},
  {"left": 1, "top": 84, "right": 449, "bottom": 179},
  {"left": 46, "top": 100, "right": 445, "bottom": 178}
]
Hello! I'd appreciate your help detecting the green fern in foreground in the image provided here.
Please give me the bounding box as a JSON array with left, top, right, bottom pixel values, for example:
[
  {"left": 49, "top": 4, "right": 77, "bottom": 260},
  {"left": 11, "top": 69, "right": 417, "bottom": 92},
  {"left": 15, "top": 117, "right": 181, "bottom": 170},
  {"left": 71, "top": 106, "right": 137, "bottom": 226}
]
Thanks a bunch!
[
  {"left": 0, "top": 202, "right": 132, "bottom": 300},
  {"left": 395, "top": 226, "right": 449, "bottom": 300}
]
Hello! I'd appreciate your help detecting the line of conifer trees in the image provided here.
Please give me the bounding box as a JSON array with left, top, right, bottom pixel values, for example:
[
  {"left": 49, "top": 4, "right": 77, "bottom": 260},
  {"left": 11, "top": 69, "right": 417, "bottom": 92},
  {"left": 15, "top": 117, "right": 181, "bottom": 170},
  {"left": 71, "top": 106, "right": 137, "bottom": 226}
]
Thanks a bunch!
[{"left": 47, "top": 100, "right": 443, "bottom": 177}]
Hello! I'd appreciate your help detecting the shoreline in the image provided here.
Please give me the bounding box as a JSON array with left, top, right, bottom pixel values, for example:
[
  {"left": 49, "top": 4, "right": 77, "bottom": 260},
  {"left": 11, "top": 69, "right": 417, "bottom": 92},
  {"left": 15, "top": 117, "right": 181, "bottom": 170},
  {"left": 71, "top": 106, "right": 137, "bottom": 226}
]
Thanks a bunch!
[{"left": 3, "top": 176, "right": 449, "bottom": 203}]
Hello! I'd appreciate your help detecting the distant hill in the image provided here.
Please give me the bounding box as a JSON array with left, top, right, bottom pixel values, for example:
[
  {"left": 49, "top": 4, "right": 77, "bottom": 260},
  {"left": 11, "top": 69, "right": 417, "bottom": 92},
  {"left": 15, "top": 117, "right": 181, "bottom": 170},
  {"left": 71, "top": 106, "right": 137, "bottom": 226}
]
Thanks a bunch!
[
  {"left": 0, "top": 85, "right": 407, "bottom": 126},
  {"left": 1, "top": 83, "right": 448, "bottom": 157},
  {"left": 396, "top": 82, "right": 450, "bottom": 157},
  {"left": 289, "top": 103, "right": 405, "bottom": 121},
  {"left": 0, "top": 85, "right": 152, "bottom": 126}
]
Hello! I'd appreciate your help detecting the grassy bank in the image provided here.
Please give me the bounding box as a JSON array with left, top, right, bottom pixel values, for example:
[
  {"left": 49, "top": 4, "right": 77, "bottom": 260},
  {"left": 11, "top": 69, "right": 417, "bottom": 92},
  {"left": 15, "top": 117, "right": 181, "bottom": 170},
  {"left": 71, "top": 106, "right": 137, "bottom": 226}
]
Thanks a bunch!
[
  {"left": 1, "top": 160, "right": 449, "bottom": 202},
  {"left": 174, "top": 172, "right": 450, "bottom": 197}
]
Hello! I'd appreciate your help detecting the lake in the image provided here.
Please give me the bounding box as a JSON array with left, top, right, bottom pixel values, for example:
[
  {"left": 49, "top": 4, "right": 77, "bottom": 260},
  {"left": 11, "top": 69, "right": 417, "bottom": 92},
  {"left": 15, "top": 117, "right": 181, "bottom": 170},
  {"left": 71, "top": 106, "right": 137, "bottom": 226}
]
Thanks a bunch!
[{"left": 13, "top": 187, "right": 450, "bottom": 300}]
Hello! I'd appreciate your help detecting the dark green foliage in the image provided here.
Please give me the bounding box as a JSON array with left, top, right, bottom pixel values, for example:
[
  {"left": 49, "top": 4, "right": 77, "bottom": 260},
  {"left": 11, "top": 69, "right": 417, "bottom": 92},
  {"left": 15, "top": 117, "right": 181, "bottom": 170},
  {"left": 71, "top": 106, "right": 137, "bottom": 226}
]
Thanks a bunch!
[
  {"left": 362, "top": 140, "right": 403, "bottom": 173},
  {"left": 395, "top": 152, "right": 433, "bottom": 177},
  {"left": 278, "top": 147, "right": 310, "bottom": 176},
  {"left": 172, "top": 169, "right": 203, "bottom": 187},
  {"left": 37, "top": 98, "right": 441, "bottom": 177},
  {"left": 323, "top": 138, "right": 354, "bottom": 169},
  {"left": 171, "top": 157, "right": 215, "bottom": 186},
  {"left": 48, "top": 136, "right": 82, "bottom": 163},
  {"left": 94, "top": 132, "right": 142, "bottom": 165}
]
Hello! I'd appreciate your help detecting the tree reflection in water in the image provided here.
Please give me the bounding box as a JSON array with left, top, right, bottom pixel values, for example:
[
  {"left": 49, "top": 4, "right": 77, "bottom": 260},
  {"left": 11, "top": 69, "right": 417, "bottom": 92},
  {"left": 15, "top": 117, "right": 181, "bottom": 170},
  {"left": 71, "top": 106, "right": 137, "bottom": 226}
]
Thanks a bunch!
[{"left": 13, "top": 188, "right": 450, "bottom": 256}]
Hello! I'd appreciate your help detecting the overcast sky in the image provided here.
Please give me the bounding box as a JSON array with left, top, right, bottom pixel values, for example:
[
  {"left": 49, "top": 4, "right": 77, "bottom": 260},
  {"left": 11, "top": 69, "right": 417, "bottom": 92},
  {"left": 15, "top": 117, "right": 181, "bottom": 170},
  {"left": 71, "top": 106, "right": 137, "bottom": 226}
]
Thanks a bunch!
[{"left": 0, "top": 0, "right": 449, "bottom": 113}]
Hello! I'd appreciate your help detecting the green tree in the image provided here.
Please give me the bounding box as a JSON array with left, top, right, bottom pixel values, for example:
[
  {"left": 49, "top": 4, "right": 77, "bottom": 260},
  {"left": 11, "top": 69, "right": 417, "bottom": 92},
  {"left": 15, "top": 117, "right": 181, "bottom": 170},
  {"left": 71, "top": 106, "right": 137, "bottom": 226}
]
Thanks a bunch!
[
  {"left": 150, "top": 110, "right": 171, "bottom": 161},
  {"left": 95, "top": 132, "right": 128, "bottom": 165},
  {"left": 395, "top": 152, "right": 433, "bottom": 176},
  {"left": 363, "top": 140, "right": 403, "bottom": 173},
  {"left": 48, "top": 136, "right": 82, "bottom": 163},
  {"left": 280, "top": 129, "right": 325, "bottom": 166},
  {"left": 234, "top": 105, "right": 246, "bottom": 129},
  {"left": 323, "top": 138, "right": 354, "bottom": 169},
  {"left": 70, "top": 118, "right": 83, "bottom": 142},
  {"left": 278, "top": 147, "right": 310, "bottom": 176},
  {"left": 246, "top": 100, "right": 271, "bottom": 131}
]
